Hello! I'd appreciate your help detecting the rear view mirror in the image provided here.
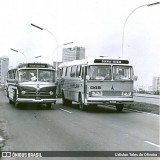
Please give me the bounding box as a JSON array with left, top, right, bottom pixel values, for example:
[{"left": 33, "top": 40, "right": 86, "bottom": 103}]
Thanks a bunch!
[{"left": 134, "top": 76, "right": 138, "bottom": 81}]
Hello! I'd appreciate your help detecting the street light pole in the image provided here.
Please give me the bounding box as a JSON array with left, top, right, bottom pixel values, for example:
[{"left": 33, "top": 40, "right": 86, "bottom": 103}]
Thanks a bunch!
[
  {"left": 35, "top": 56, "right": 42, "bottom": 59},
  {"left": 10, "top": 48, "right": 27, "bottom": 63},
  {"left": 122, "top": 2, "right": 160, "bottom": 57},
  {"left": 31, "top": 23, "right": 58, "bottom": 71},
  {"left": 53, "top": 41, "right": 74, "bottom": 68}
]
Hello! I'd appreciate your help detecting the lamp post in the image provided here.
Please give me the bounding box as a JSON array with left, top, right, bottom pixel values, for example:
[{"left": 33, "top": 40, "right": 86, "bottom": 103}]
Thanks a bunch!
[
  {"left": 35, "top": 56, "right": 42, "bottom": 59},
  {"left": 10, "top": 48, "right": 27, "bottom": 63},
  {"left": 122, "top": 2, "right": 160, "bottom": 57},
  {"left": 31, "top": 23, "right": 58, "bottom": 70},
  {"left": 53, "top": 41, "right": 74, "bottom": 69}
]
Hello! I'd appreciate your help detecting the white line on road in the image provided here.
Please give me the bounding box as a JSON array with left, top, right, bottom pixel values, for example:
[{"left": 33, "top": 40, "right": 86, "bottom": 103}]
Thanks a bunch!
[
  {"left": 125, "top": 108, "right": 160, "bottom": 117},
  {"left": 144, "top": 141, "right": 160, "bottom": 148},
  {"left": 60, "top": 108, "right": 72, "bottom": 114},
  {"left": 0, "top": 136, "right": 4, "bottom": 141}
]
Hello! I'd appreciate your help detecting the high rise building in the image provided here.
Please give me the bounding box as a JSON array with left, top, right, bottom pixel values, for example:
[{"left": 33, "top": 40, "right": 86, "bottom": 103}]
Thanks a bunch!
[
  {"left": 0, "top": 57, "right": 9, "bottom": 84},
  {"left": 62, "top": 46, "right": 85, "bottom": 62},
  {"left": 152, "top": 76, "right": 160, "bottom": 92}
]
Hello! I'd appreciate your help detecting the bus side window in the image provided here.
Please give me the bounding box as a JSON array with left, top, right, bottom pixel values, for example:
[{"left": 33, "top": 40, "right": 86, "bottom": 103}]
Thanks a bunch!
[
  {"left": 65, "top": 67, "right": 68, "bottom": 77},
  {"left": 70, "top": 66, "right": 76, "bottom": 77},
  {"left": 15, "top": 70, "right": 18, "bottom": 80},
  {"left": 76, "top": 65, "right": 81, "bottom": 77},
  {"left": 66, "top": 67, "right": 71, "bottom": 77},
  {"left": 62, "top": 67, "right": 66, "bottom": 78},
  {"left": 81, "top": 67, "right": 84, "bottom": 79}
]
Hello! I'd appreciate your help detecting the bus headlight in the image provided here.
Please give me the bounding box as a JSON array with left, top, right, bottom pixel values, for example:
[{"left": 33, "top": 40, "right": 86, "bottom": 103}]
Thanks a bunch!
[
  {"left": 92, "top": 91, "right": 102, "bottom": 96},
  {"left": 122, "top": 92, "right": 132, "bottom": 96},
  {"left": 21, "top": 91, "right": 26, "bottom": 95},
  {"left": 49, "top": 91, "right": 53, "bottom": 95}
]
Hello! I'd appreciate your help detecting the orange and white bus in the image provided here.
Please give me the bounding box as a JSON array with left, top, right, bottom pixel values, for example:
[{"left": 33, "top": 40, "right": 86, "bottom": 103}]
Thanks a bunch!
[
  {"left": 7, "top": 63, "right": 56, "bottom": 108},
  {"left": 57, "top": 56, "right": 137, "bottom": 111}
]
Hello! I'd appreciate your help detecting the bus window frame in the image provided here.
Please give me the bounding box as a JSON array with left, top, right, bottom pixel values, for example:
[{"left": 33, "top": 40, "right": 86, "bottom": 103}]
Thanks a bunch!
[{"left": 112, "top": 65, "right": 133, "bottom": 81}]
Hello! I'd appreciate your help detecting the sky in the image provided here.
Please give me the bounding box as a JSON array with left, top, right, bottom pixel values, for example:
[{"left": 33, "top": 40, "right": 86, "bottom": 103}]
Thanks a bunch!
[{"left": 0, "top": 0, "right": 160, "bottom": 87}]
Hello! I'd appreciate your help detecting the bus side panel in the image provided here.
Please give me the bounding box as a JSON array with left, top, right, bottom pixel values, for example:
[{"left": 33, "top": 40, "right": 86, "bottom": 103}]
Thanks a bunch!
[
  {"left": 7, "top": 83, "right": 17, "bottom": 102},
  {"left": 62, "top": 78, "right": 84, "bottom": 102}
]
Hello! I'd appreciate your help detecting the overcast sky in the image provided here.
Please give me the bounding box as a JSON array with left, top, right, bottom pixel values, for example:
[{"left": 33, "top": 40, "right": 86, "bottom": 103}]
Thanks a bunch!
[{"left": 0, "top": 0, "right": 160, "bottom": 87}]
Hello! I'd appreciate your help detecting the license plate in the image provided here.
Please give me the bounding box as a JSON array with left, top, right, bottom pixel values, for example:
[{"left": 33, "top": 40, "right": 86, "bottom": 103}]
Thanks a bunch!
[
  {"left": 35, "top": 97, "right": 41, "bottom": 100},
  {"left": 110, "top": 101, "right": 116, "bottom": 104}
]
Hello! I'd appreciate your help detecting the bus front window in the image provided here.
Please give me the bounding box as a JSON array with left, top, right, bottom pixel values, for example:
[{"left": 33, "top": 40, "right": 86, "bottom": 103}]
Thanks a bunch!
[
  {"left": 38, "top": 70, "right": 55, "bottom": 82},
  {"left": 113, "top": 66, "right": 132, "bottom": 80},
  {"left": 18, "top": 69, "right": 37, "bottom": 82},
  {"left": 89, "top": 66, "right": 111, "bottom": 80}
]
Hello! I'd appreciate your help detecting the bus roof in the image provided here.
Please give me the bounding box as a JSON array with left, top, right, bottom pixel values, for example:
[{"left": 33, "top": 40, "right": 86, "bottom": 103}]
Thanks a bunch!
[{"left": 58, "top": 56, "right": 131, "bottom": 68}]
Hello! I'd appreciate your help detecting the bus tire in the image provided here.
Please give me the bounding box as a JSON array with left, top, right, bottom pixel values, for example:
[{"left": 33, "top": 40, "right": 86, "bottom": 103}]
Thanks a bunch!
[
  {"left": 66, "top": 100, "right": 72, "bottom": 106},
  {"left": 79, "top": 94, "right": 85, "bottom": 111},
  {"left": 116, "top": 104, "right": 124, "bottom": 112},
  {"left": 62, "top": 91, "right": 67, "bottom": 106}
]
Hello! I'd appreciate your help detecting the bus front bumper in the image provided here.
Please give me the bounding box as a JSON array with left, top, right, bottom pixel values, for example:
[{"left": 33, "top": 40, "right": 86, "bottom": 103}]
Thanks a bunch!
[
  {"left": 85, "top": 97, "right": 134, "bottom": 105},
  {"left": 17, "top": 98, "right": 56, "bottom": 104}
]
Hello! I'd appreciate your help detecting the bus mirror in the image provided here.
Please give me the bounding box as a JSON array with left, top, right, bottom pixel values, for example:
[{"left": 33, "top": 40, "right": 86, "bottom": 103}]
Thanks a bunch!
[
  {"left": 86, "top": 75, "right": 90, "bottom": 80},
  {"left": 134, "top": 76, "right": 138, "bottom": 81}
]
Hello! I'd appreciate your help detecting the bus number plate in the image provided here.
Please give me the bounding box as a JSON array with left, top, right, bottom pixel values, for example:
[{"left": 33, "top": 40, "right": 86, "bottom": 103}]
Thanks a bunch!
[
  {"left": 36, "top": 97, "right": 41, "bottom": 100},
  {"left": 110, "top": 101, "right": 116, "bottom": 104}
]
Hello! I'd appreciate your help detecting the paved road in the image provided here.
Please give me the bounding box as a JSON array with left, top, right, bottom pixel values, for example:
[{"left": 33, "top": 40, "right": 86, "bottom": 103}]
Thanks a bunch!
[
  {"left": 134, "top": 93, "right": 160, "bottom": 105},
  {"left": 0, "top": 90, "right": 159, "bottom": 160}
]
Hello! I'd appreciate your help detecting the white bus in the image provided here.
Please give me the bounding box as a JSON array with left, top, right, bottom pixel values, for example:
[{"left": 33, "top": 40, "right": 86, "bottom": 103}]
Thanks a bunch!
[
  {"left": 7, "top": 63, "right": 56, "bottom": 108},
  {"left": 57, "top": 56, "right": 137, "bottom": 111}
]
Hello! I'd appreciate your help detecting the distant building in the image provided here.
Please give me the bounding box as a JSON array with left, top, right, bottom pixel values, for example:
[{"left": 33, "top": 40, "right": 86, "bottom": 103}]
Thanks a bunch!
[
  {"left": 0, "top": 57, "right": 9, "bottom": 84},
  {"left": 152, "top": 77, "right": 160, "bottom": 92},
  {"left": 62, "top": 46, "right": 85, "bottom": 62}
]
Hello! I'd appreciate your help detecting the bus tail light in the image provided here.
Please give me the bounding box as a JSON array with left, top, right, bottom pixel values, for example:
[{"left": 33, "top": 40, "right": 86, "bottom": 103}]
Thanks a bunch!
[{"left": 122, "top": 92, "right": 132, "bottom": 96}]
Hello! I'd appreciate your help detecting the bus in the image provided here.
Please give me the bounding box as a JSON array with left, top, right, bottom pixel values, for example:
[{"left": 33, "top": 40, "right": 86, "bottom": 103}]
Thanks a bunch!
[
  {"left": 57, "top": 56, "right": 137, "bottom": 111},
  {"left": 7, "top": 63, "right": 56, "bottom": 108}
]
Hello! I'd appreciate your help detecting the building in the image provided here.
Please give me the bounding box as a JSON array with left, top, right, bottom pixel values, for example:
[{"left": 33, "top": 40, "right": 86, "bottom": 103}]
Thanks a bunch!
[
  {"left": 0, "top": 57, "right": 9, "bottom": 84},
  {"left": 62, "top": 46, "right": 85, "bottom": 62},
  {"left": 152, "top": 77, "right": 160, "bottom": 92}
]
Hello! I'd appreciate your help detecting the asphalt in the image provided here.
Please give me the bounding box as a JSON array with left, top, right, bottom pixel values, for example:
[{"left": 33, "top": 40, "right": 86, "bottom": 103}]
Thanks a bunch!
[{"left": 0, "top": 88, "right": 159, "bottom": 151}]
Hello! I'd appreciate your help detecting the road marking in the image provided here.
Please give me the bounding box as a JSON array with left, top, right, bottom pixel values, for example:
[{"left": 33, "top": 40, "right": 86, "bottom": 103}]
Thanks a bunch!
[
  {"left": 125, "top": 108, "right": 160, "bottom": 117},
  {"left": 144, "top": 141, "right": 160, "bottom": 148},
  {"left": 60, "top": 108, "right": 72, "bottom": 114},
  {"left": 0, "top": 136, "right": 4, "bottom": 141}
]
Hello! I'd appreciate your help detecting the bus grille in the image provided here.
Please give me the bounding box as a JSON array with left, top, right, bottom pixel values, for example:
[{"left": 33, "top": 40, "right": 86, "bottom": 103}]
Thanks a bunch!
[{"left": 103, "top": 91, "right": 122, "bottom": 96}]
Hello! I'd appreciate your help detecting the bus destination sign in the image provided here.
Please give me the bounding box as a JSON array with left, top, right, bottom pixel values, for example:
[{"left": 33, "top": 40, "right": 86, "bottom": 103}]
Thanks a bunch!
[
  {"left": 94, "top": 59, "right": 129, "bottom": 64},
  {"left": 27, "top": 63, "right": 48, "bottom": 68}
]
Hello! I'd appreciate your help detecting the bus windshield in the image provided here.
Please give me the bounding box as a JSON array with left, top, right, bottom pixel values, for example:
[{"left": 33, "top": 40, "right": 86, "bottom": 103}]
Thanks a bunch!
[
  {"left": 89, "top": 65, "right": 111, "bottom": 80},
  {"left": 18, "top": 69, "right": 55, "bottom": 82},
  {"left": 38, "top": 69, "right": 55, "bottom": 82},
  {"left": 113, "top": 66, "right": 132, "bottom": 80}
]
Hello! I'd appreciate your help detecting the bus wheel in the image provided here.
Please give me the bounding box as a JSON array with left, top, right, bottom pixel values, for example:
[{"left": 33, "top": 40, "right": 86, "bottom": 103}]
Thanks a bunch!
[
  {"left": 62, "top": 91, "right": 67, "bottom": 106},
  {"left": 66, "top": 100, "right": 72, "bottom": 106},
  {"left": 116, "top": 104, "right": 124, "bottom": 112},
  {"left": 79, "top": 94, "right": 85, "bottom": 111},
  {"left": 46, "top": 103, "right": 52, "bottom": 109}
]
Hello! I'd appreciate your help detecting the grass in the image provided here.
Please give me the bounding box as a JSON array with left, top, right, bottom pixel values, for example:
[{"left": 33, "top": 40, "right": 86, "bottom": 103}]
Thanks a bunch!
[{"left": 125, "top": 102, "right": 159, "bottom": 115}]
